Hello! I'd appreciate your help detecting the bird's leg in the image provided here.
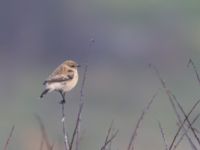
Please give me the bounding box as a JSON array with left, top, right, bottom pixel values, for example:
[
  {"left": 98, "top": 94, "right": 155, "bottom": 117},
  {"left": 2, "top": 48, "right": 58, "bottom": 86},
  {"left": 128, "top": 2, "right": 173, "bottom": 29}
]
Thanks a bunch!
[
  {"left": 59, "top": 91, "right": 66, "bottom": 104},
  {"left": 58, "top": 91, "right": 69, "bottom": 149}
]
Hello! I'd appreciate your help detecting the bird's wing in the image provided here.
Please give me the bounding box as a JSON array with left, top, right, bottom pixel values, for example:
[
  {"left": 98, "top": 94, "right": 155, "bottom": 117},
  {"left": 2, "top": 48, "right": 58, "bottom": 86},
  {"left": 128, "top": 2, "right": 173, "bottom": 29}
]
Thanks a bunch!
[{"left": 43, "top": 64, "right": 74, "bottom": 85}]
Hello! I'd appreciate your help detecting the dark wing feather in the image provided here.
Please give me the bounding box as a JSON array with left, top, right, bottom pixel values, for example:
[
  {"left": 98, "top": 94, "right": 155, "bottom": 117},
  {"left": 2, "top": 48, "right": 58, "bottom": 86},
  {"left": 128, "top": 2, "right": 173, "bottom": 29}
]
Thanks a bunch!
[{"left": 43, "top": 64, "right": 74, "bottom": 84}]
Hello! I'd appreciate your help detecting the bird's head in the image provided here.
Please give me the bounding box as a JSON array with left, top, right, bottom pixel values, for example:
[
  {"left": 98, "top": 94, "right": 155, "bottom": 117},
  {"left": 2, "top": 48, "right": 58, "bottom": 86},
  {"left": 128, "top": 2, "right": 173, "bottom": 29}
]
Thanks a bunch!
[{"left": 64, "top": 60, "right": 80, "bottom": 69}]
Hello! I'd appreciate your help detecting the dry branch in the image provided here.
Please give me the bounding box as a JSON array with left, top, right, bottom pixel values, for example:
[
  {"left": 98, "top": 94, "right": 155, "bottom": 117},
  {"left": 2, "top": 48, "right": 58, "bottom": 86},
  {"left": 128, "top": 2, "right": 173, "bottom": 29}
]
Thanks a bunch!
[
  {"left": 75, "top": 65, "right": 88, "bottom": 150},
  {"left": 174, "top": 113, "right": 200, "bottom": 150},
  {"left": 3, "top": 125, "right": 15, "bottom": 150},
  {"left": 169, "top": 99, "right": 200, "bottom": 150},
  {"left": 75, "top": 38, "right": 95, "bottom": 150},
  {"left": 35, "top": 115, "right": 54, "bottom": 150},
  {"left": 172, "top": 94, "right": 200, "bottom": 146},
  {"left": 100, "top": 121, "right": 115, "bottom": 150},
  {"left": 101, "top": 123, "right": 119, "bottom": 150},
  {"left": 193, "top": 127, "right": 200, "bottom": 135},
  {"left": 158, "top": 121, "right": 168, "bottom": 150},
  {"left": 101, "top": 130, "right": 119, "bottom": 150},
  {"left": 127, "top": 91, "right": 158, "bottom": 150},
  {"left": 61, "top": 102, "right": 70, "bottom": 150},
  {"left": 150, "top": 64, "right": 197, "bottom": 150},
  {"left": 105, "top": 121, "right": 114, "bottom": 146},
  {"left": 188, "top": 58, "right": 200, "bottom": 85},
  {"left": 69, "top": 102, "right": 84, "bottom": 150},
  {"left": 39, "top": 139, "right": 44, "bottom": 150}
]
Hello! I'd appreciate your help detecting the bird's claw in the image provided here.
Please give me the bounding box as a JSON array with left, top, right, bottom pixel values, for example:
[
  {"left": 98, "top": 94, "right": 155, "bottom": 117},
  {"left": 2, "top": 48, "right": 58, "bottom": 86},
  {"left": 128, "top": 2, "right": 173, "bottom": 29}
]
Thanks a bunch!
[{"left": 59, "top": 99, "right": 66, "bottom": 104}]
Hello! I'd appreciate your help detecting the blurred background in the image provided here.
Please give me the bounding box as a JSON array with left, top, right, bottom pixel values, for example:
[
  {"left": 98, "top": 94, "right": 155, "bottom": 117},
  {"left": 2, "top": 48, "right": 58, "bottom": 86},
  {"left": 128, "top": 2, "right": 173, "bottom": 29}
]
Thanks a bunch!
[{"left": 1, "top": 0, "right": 200, "bottom": 150}]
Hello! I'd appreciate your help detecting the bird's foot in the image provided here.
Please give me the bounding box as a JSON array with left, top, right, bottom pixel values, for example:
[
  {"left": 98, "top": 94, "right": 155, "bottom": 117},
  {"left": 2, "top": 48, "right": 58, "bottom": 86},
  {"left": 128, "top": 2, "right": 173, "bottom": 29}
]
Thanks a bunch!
[{"left": 59, "top": 99, "right": 66, "bottom": 104}]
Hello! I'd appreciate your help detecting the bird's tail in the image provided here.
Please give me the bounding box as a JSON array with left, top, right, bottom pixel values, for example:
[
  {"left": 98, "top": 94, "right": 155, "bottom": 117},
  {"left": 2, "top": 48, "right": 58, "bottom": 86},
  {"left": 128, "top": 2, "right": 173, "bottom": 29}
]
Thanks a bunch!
[{"left": 40, "top": 89, "right": 49, "bottom": 98}]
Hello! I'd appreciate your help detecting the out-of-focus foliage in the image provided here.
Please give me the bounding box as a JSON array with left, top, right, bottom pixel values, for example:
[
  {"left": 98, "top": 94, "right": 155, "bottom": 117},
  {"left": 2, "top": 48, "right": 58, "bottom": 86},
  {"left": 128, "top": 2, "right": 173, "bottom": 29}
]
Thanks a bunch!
[{"left": 1, "top": 0, "right": 200, "bottom": 150}]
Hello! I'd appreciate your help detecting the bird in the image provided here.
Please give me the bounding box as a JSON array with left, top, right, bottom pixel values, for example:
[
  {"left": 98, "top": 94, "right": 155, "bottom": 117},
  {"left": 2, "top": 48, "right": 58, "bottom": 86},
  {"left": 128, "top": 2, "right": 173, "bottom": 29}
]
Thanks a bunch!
[{"left": 40, "top": 60, "right": 80, "bottom": 104}]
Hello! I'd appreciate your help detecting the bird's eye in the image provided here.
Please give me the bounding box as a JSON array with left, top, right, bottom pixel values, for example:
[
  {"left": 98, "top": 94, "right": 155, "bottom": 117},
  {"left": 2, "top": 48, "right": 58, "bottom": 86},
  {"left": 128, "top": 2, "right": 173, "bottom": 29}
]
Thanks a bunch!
[{"left": 71, "top": 65, "right": 75, "bottom": 68}]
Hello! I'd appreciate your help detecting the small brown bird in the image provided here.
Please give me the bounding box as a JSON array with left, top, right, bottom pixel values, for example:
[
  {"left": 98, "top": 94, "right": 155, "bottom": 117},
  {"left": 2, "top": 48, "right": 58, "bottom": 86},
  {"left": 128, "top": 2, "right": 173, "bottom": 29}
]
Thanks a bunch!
[{"left": 40, "top": 60, "right": 80, "bottom": 104}]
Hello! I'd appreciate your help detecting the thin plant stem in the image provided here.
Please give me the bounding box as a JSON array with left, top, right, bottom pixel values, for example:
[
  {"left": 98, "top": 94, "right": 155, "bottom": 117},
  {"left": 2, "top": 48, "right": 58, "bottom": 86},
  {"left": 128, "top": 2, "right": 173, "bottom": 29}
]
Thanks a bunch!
[
  {"left": 172, "top": 94, "right": 200, "bottom": 146},
  {"left": 75, "top": 38, "right": 95, "bottom": 150},
  {"left": 101, "top": 129, "right": 119, "bottom": 150},
  {"left": 3, "top": 125, "right": 15, "bottom": 150},
  {"left": 173, "top": 113, "right": 200, "bottom": 150},
  {"left": 127, "top": 91, "right": 158, "bottom": 150},
  {"left": 188, "top": 58, "right": 200, "bottom": 85},
  {"left": 61, "top": 102, "right": 70, "bottom": 150},
  {"left": 150, "top": 64, "right": 197, "bottom": 150},
  {"left": 169, "top": 99, "right": 200, "bottom": 150},
  {"left": 158, "top": 121, "right": 168, "bottom": 150}
]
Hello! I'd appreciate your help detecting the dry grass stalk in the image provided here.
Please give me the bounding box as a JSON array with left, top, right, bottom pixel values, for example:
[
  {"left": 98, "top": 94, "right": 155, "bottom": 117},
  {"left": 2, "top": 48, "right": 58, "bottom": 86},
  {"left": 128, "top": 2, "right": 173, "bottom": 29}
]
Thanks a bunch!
[
  {"left": 3, "top": 125, "right": 15, "bottom": 150},
  {"left": 75, "top": 38, "right": 95, "bottom": 150},
  {"left": 158, "top": 121, "right": 168, "bottom": 150},
  {"left": 101, "top": 121, "right": 115, "bottom": 150},
  {"left": 101, "top": 130, "right": 119, "bottom": 150},
  {"left": 35, "top": 115, "right": 54, "bottom": 150},
  {"left": 150, "top": 64, "right": 197, "bottom": 150},
  {"left": 188, "top": 58, "right": 200, "bottom": 85},
  {"left": 168, "top": 99, "right": 200, "bottom": 150},
  {"left": 104, "top": 121, "right": 114, "bottom": 147},
  {"left": 39, "top": 139, "right": 44, "bottom": 150},
  {"left": 173, "top": 113, "right": 200, "bottom": 150},
  {"left": 127, "top": 91, "right": 158, "bottom": 150},
  {"left": 61, "top": 102, "right": 70, "bottom": 150},
  {"left": 172, "top": 94, "right": 200, "bottom": 146},
  {"left": 69, "top": 102, "right": 84, "bottom": 150},
  {"left": 101, "top": 122, "right": 119, "bottom": 150},
  {"left": 75, "top": 65, "right": 88, "bottom": 150},
  {"left": 193, "top": 127, "right": 200, "bottom": 135}
]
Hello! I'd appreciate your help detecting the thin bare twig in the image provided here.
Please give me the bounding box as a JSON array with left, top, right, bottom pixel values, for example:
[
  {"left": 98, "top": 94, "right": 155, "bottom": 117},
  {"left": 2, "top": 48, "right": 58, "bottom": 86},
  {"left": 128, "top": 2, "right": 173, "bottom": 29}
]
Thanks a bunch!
[
  {"left": 35, "top": 115, "right": 54, "bottom": 150},
  {"left": 69, "top": 102, "right": 84, "bottom": 150},
  {"left": 75, "top": 38, "right": 95, "bottom": 150},
  {"left": 158, "top": 121, "right": 168, "bottom": 150},
  {"left": 172, "top": 94, "right": 200, "bottom": 146},
  {"left": 61, "top": 102, "right": 70, "bottom": 150},
  {"left": 169, "top": 93, "right": 196, "bottom": 150},
  {"left": 39, "top": 139, "right": 44, "bottom": 150},
  {"left": 101, "top": 129, "right": 119, "bottom": 150},
  {"left": 127, "top": 91, "right": 158, "bottom": 150},
  {"left": 107, "top": 140, "right": 112, "bottom": 150},
  {"left": 50, "top": 143, "right": 54, "bottom": 150},
  {"left": 169, "top": 99, "right": 200, "bottom": 150},
  {"left": 105, "top": 121, "right": 114, "bottom": 146},
  {"left": 188, "top": 58, "right": 200, "bottom": 85},
  {"left": 100, "top": 121, "right": 115, "bottom": 150},
  {"left": 3, "top": 125, "right": 15, "bottom": 150},
  {"left": 194, "top": 128, "right": 200, "bottom": 135},
  {"left": 174, "top": 113, "right": 200, "bottom": 150},
  {"left": 75, "top": 67, "right": 87, "bottom": 150},
  {"left": 150, "top": 64, "right": 197, "bottom": 150}
]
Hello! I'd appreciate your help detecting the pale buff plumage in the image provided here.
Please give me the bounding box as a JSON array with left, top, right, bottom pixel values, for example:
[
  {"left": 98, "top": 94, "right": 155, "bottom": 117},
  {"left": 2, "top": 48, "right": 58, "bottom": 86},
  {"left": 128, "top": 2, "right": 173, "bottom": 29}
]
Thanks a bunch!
[{"left": 40, "top": 60, "right": 80, "bottom": 103}]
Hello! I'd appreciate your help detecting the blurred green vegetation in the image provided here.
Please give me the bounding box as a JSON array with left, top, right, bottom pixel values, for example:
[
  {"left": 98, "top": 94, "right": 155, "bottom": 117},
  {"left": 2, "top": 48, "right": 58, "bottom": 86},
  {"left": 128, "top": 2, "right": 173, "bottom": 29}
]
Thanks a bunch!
[{"left": 1, "top": 0, "right": 200, "bottom": 150}]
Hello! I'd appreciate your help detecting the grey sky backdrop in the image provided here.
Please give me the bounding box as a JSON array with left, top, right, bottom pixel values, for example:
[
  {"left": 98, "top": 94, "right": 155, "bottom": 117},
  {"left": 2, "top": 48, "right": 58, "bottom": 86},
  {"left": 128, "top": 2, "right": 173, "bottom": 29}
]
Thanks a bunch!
[{"left": 1, "top": 0, "right": 200, "bottom": 150}]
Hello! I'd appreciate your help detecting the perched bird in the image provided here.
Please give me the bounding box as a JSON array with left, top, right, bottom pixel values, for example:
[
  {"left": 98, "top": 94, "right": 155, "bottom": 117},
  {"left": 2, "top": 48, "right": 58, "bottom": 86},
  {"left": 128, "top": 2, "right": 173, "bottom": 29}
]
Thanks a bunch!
[{"left": 40, "top": 60, "right": 80, "bottom": 104}]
